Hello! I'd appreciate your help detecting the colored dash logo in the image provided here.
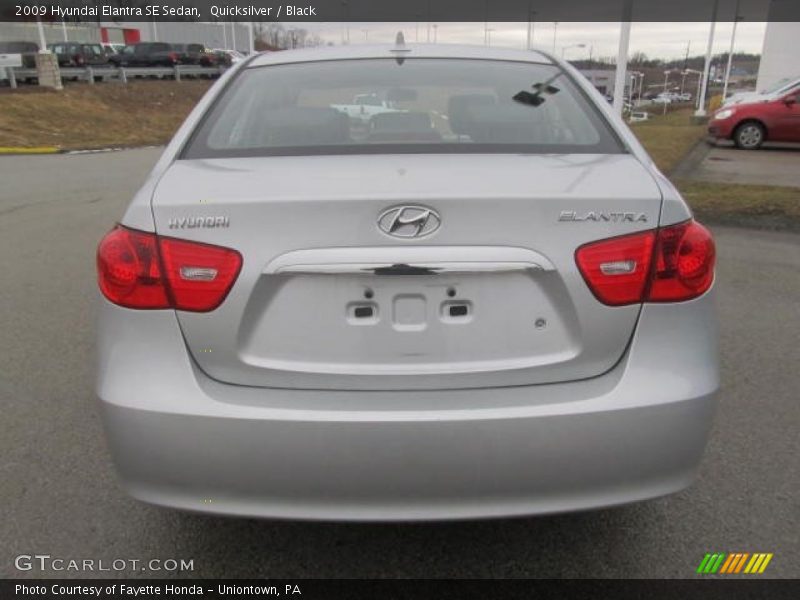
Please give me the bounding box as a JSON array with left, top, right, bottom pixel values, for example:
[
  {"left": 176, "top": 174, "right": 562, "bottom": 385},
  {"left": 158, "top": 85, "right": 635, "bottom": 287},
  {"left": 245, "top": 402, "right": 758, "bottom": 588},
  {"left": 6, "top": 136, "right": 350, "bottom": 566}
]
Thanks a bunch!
[{"left": 697, "top": 553, "right": 773, "bottom": 574}]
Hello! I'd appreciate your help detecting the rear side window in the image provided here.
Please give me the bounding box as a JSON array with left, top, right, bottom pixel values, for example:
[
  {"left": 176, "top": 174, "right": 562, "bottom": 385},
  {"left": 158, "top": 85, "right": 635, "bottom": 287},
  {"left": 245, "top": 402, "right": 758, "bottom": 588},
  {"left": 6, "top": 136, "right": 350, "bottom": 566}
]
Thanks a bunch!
[{"left": 183, "top": 58, "right": 623, "bottom": 158}]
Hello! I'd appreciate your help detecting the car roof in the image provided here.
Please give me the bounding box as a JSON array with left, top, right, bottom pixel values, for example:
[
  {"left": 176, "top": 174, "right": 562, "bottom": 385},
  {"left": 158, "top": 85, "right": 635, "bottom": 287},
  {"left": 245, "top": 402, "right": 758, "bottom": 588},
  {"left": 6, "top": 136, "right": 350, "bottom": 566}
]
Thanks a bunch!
[{"left": 248, "top": 43, "right": 554, "bottom": 68}]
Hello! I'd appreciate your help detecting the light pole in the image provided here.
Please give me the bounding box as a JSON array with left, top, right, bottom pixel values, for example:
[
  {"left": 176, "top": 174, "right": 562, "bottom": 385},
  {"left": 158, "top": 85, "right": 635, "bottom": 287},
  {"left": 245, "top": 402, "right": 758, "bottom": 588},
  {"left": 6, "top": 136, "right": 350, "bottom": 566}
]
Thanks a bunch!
[
  {"left": 722, "top": 0, "right": 742, "bottom": 101},
  {"left": 552, "top": 22, "right": 558, "bottom": 53},
  {"left": 341, "top": 1, "right": 350, "bottom": 45},
  {"left": 612, "top": 17, "right": 632, "bottom": 116},
  {"left": 683, "top": 69, "right": 703, "bottom": 108},
  {"left": 526, "top": 4, "right": 536, "bottom": 50},
  {"left": 662, "top": 70, "right": 672, "bottom": 115},
  {"left": 630, "top": 71, "right": 644, "bottom": 106},
  {"left": 61, "top": 20, "right": 68, "bottom": 42},
  {"left": 695, "top": 0, "right": 719, "bottom": 118}
]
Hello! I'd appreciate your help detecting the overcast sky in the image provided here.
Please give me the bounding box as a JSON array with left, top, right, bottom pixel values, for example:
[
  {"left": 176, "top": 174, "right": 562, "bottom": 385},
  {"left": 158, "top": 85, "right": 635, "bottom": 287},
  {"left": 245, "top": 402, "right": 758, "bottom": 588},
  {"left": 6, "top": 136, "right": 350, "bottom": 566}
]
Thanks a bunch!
[{"left": 285, "top": 22, "right": 767, "bottom": 60}]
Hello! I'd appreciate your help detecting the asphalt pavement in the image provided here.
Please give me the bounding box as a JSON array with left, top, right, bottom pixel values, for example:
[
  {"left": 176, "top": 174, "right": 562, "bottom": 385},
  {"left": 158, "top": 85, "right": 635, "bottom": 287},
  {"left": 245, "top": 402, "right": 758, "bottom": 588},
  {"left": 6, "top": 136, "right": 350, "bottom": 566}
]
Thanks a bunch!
[
  {"left": 1, "top": 149, "right": 798, "bottom": 579},
  {"left": 686, "top": 143, "right": 800, "bottom": 188}
]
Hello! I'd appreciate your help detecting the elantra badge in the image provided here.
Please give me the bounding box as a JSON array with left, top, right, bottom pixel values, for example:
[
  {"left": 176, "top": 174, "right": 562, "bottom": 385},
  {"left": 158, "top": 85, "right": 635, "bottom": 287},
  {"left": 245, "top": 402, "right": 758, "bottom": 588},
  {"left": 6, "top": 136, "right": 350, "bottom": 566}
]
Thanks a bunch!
[{"left": 558, "top": 211, "right": 648, "bottom": 223}]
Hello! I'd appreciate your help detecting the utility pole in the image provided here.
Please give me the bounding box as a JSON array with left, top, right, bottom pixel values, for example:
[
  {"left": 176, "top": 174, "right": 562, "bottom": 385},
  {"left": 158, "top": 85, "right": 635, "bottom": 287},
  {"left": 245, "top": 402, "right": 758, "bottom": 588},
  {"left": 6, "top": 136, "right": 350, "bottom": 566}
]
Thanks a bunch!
[{"left": 683, "top": 41, "right": 691, "bottom": 71}]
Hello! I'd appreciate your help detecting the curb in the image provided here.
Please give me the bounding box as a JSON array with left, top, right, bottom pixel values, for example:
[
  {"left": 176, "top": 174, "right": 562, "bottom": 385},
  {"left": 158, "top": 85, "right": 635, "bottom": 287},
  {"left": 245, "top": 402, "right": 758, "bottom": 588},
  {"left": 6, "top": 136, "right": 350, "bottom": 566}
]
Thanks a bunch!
[
  {"left": 0, "top": 146, "right": 62, "bottom": 155},
  {"left": 669, "top": 138, "right": 713, "bottom": 180}
]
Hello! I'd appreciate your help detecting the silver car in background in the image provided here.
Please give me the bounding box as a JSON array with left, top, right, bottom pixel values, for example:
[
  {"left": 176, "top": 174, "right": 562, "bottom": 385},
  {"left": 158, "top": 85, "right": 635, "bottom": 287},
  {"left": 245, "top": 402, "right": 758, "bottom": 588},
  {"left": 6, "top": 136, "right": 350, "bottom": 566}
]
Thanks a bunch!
[{"left": 96, "top": 43, "right": 718, "bottom": 521}]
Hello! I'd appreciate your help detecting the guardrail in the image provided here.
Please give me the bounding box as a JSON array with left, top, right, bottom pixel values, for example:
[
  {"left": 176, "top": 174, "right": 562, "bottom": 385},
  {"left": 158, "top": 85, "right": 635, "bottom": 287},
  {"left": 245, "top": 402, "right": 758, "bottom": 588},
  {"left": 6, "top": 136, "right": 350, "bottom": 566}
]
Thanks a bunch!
[{"left": 5, "top": 65, "right": 225, "bottom": 88}]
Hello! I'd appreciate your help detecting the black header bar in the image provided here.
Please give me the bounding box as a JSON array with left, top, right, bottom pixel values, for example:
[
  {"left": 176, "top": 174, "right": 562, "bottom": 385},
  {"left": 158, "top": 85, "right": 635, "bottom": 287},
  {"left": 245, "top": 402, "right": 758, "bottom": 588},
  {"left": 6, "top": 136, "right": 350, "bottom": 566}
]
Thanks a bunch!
[{"left": 2, "top": 0, "right": 800, "bottom": 23}]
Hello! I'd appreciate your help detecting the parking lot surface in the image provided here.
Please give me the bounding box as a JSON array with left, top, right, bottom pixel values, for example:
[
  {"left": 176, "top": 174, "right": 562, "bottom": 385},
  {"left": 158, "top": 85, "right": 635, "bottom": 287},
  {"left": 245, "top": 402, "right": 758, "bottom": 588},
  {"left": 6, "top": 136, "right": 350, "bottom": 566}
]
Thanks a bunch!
[
  {"left": 1, "top": 149, "right": 798, "bottom": 578},
  {"left": 687, "top": 143, "right": 800, "bottom": 187}
]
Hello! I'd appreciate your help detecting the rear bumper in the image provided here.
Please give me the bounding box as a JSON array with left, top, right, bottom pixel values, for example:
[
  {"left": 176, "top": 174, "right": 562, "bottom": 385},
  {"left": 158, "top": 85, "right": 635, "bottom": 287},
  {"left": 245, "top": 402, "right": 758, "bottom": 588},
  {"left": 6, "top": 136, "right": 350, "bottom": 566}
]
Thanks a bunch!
[{"left": 96, "top": 290, "right": 719, "bottom": 521}]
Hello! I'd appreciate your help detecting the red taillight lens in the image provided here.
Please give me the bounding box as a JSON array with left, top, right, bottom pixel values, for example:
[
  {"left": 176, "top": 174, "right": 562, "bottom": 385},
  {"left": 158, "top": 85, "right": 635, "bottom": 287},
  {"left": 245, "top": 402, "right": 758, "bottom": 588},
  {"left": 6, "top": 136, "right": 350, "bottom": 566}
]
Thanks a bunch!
[
  {"left": 576, "top": 230, "right": 656, "bottom": 306},
  {"left": 159, "top": 236, "right": 243, "bottom": 311},
  {"left": 97, "top": 226, "right": 242, "bottom": 312},
  {"left": 647, "top": 220, "right": 715, "bottom": 302},
  {"left": 169, "top": 52, "right": 179, "bottom": 62},
  {"left": 97, "top": 227, "right": 169, "bottom": 309},
  {"left": 576, "top": 220, "right": 715, "bottom": 306}
]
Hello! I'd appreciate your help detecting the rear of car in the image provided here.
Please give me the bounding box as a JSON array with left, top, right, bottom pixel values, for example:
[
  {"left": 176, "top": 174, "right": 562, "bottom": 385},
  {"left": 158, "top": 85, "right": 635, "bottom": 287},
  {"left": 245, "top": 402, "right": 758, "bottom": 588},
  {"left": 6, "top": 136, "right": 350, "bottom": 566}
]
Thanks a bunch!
[{"left": 96, "top": 45, "right": 718, "bottom": 520}]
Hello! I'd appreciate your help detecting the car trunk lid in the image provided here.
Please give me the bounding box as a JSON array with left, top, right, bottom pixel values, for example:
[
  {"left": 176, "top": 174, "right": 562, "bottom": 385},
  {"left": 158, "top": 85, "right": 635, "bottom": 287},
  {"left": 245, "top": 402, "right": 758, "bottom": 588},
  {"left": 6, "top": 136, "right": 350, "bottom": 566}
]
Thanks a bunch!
[{"left": 151, "top": 153, "right": 661, "bottom": 390}]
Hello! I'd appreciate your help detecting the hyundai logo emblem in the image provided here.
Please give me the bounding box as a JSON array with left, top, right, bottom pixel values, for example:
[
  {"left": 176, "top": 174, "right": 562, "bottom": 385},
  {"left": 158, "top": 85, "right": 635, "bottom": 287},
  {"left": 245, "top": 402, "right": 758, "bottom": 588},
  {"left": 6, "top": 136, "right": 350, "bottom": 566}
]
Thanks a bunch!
[{"left": 377, "top": 205, "right": 441, "bottom": 239}]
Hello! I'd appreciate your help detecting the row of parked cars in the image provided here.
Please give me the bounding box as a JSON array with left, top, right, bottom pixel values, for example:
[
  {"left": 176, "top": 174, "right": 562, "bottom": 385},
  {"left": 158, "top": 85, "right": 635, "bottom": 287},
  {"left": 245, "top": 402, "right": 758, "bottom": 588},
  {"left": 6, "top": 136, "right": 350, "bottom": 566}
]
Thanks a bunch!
[
  {"left": 104, "top": 42, "right": 245, "bottom": 68},
  {"left": 0, "top": 40, "right": 245, "bottom": 71}
]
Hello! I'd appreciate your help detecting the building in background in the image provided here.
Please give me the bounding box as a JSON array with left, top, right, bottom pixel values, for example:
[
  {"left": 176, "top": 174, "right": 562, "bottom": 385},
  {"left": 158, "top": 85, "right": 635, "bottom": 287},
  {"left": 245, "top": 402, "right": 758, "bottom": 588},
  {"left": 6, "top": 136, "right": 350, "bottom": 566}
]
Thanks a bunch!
[
  {"left": 756, "top": 21, "right": 799, "bottom": 91},
  {"left": 578, "top": 69, "right": 617, "bottom": 97},
  {"left": 0, "top": 21, "right": 251, "bottom": 52}
]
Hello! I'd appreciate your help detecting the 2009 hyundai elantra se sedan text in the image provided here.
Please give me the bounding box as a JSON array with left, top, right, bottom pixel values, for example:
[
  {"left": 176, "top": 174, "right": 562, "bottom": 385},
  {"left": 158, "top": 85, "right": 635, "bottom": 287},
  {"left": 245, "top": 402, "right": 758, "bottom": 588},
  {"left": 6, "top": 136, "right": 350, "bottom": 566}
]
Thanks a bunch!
[{"left": 96, "top": 41, "right": 718, "bottom": 520}]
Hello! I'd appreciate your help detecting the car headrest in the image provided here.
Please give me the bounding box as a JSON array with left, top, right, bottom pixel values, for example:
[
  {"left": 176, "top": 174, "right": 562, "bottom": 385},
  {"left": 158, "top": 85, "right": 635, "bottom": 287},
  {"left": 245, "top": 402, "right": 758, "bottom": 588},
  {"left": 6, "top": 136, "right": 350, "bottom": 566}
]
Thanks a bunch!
[{"left": 259, "top": 107, "right": 350, "bottom": 146}]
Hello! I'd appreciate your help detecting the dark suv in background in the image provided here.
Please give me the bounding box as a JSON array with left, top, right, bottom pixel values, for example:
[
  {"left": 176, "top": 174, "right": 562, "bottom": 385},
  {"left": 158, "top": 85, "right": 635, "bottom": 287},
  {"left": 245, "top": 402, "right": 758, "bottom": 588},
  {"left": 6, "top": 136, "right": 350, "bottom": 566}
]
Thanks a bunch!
[
  {"left": 48, "top": 42, "right": 109, "bottom": 67},
  {"left": 109, "top": 42, "right": 180, "bottom": 67}
]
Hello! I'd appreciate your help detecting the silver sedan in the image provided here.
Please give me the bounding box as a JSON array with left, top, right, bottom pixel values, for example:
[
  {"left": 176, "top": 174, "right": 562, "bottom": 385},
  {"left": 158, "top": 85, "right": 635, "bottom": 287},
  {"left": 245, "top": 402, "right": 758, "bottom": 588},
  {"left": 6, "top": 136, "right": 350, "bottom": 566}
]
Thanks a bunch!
[{"left": 96, "top": 42, "right": 718, "bottom": 520}]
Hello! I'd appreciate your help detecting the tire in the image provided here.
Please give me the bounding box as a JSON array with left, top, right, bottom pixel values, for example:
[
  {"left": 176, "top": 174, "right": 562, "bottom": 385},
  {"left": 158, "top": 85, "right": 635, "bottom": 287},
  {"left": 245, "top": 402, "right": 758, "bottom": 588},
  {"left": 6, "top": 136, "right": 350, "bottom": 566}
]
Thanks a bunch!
[{"left": 733, "top": 121, "right": 765, "bottom": 150}]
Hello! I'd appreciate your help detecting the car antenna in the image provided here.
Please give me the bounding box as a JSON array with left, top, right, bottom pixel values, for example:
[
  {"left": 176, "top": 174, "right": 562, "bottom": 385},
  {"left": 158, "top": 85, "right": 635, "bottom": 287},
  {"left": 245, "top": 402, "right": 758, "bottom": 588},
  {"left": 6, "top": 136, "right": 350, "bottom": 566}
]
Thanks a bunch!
[{"left": 390, "top": 31, "right": 411, "bottom": 65}]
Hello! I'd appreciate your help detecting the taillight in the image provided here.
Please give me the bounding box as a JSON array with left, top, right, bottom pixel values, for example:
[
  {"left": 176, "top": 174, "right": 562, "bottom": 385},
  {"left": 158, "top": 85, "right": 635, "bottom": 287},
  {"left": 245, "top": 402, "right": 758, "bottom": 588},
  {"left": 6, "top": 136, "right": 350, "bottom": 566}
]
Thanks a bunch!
[
  {"left": 97, "top": 226, "right": 242, "bottom": 312},
  {"left": 576, "top": 230, "right": 656, "bottom": 306},
  {"left": 576, "top": 220, "right": 715, "bottom": 306},
  {"left": 169, "top": 52, "right": 179, "bottom": 62},
  {"left": 647, "top": 220, "right": 716, "bottom": 302}
]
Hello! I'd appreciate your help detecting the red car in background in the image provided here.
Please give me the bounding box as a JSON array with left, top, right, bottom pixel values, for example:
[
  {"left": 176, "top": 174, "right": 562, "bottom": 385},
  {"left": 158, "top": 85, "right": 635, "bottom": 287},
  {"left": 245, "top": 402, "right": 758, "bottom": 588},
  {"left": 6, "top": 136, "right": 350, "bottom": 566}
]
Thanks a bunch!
[{"left": 709, "top": 85, "right": 800, "bottom": 149}]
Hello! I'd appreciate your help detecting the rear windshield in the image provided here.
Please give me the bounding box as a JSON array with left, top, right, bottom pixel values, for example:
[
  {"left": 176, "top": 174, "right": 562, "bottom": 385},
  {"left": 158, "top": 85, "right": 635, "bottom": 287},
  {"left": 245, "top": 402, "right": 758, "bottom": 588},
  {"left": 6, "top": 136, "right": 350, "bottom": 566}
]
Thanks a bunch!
[{"left": 182, "top": 58, "right": 623, "bottom": 158}]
